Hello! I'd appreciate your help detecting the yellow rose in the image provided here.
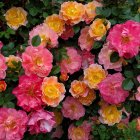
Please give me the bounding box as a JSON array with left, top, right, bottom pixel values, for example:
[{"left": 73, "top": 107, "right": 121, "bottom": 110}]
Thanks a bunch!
[
  {"left": 5, "top": 7, "right": 27, "bottom": 30},
  {"left": 44, "top": 14, "right": 65, "bottom": 36},
  {"left": 99, "top": 105, "right": 122, "bottom": 126},
  {"left": 89, "top": 18, "right": 111, "bottom": 40}
]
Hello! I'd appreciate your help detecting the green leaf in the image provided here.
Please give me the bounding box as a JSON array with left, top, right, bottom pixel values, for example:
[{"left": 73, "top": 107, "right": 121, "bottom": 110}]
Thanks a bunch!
[
  {"left": 122, "top": 78, "right": 134, "bottom": 91},
  {"left": 93, "top": 41, "right": 102, "bottom": 49},
  {"left": 0, "top": 2, "right": 4, "bottom": 8},
  {"left": 0, "top": 97, "right": 4, "bottom": 106},
  {"left": 73, "top": 26, "right": 80, "bottom": 34},
  {"left": 53, "top": 47, "right": 69, "bottom": 62},
  {"left": 29, "top": 7, "right": 39, "bottom": 16},
  {"left": 110, "top": 52, "right": 120, "bottom": 63},
  {"left": 102, "top": 8, "right": 111, "bottom": 17},
  {"left": 43, "top": 12, "right": 49, "bottom": 18},
  {"left": 132, "top": 14, "right": 140, "bottom": 22},
  {"left": 124, "top": 70, "right": 134, "bottom": 78},
  {"left": 50, "top": 65, "right": 60, "bottom": 75},
  {"left": 3, "top": 102, "right": 15, "bottom": 108},
  {"left": 75, "top": 117, "right": 84, "bottom": 126},
  {"left": 96, "top": 7, "right": 103, "bottom": 15},
  {"left": 43, "top": 0, "right": 50, "bottom": 6},
  {"left": 4, "top": 93, "right": 15, "bottom": 102},
  {"left": 32, "top": 35, "right": 41, "bottom": 47}
]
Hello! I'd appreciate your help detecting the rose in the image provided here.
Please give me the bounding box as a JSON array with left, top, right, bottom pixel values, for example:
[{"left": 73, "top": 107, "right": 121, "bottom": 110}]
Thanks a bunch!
[{"left": 5, "top": 7, "right": 27, "bottom": 30}]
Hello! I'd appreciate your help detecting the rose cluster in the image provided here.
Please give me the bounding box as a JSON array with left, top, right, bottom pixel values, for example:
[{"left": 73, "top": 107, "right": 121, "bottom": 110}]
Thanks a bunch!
[{"left": 0, "top": 0, "right": 140, "bottom": 140}]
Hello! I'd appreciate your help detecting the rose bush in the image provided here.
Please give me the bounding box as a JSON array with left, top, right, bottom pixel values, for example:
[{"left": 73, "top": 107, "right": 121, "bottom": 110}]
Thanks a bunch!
[{"left": 0, "top": 0, "right": 140, "bottom": 139}]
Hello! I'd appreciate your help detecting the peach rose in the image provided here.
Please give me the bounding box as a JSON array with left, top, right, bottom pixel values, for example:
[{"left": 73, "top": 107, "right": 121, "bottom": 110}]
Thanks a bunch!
[{"left": 60, "top": 1, "right": 85, "bottom": 25}]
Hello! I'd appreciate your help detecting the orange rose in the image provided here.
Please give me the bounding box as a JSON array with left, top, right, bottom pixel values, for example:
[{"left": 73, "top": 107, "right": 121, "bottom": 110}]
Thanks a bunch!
[
  {"left": 60, "top": 1, "right": 85, "bottom": 25},
  {"left": 69, "top": 80, "right": 89, "bottom": 98},
  {"left": 78, "top": 89, "right": 96, "bottom": 106},
  {"left": 5, "top": 7, "right": 27, "bottom": 30},
  {"left": 41, "top": 76, "right": 66, "bottom": 107},
  {"left": 84, "top": 64, "right": 107, "bottom": 89},
  {"left": 0, "top": 81, "right": 7, "bottom": 92},
  {"left": 89, "top": 18, "right": 111, "bottom": 40}
]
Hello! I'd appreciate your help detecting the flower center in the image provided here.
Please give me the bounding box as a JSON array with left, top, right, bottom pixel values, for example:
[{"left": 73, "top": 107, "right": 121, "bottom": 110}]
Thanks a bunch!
[
  {"left": 73, "top": 127, "right": 84, "bottom": 139},
  {"left": 72, "top": 82, "right": 86, "bottom": 95},
  {"left": 121, "top": 36, "right": 130, "bottom": 44},
  {"left": 94, "top": 23, "right": 106, "bottom": 36},
  {"left": 66, "top": 58, "right": 71, "bottom": 64},
  {"left": 70, "top": 104, "right": 77, "bottom": 112},
  {"left": 44, "top": 85, "right": 60, "bottom": 99},
  {"left": 4, "top": 118, "right": 16, "bottom": 130},
  {"left": 27, "top": 87, "right": 35, "bottom": 96},
  {"left": 34, "top": 57, "right": 43, "bottom": 66}
]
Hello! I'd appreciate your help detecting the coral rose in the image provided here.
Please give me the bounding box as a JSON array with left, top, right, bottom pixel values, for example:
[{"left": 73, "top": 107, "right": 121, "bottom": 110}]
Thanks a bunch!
[
  {"left": 60, "top": 1, "right": 85, "bottom": 25},
  {"left": 80, "top": 51, "right": 95, "bottom": 69},
  {"left": 99, "top": 73, "right": 129, "bottom": 104},
  {"left": 5, "top": 7, "right": 27, "bottom": 30},
  {"left": 98, "top": 43, "right": 122, "bottom": 70},
  {"left": 60, "top": 47, "right": 82, "bottom": 75},
  {"left": 68, "top": 121, "right": 91, "bottom": 140},
  {"left": 62, "top": 96, "right": 85, "bottom": 120},
  {"left": 12, "top": 75, "right": 43, "bottom": 112},
  {"left": 41, "top": 76, "right": 66, "bottom": 107},
  {"left": 0, "top": 108, "right": 28, "bottom": 140},
  {"left": 78, "top": 26, "right": 94, "bottom": 51},
  {"left": 99, "top": 105, "right": 122, "bottom": 126},
  {"left": 22, "top": 46, "right": 53, "bottom": 77},
  {"left": 29, "top": 23, "right": 58, "bottom": 48},
  {"left": 28, "top": 109, "right": 55, "bottom": 134},
  {"left": 107, "top": 20, "right": 140, "bottom": 58},
  {"left": 89, "top": 18, "right": 111, "bottom": 40},
  {"left": 84, "top": 64, "right": 107, "bottom": 89},
  {"left": 0, "top": 54, "right": 7, "bottom": 80},
  {"left": 44, "top": 14, "right": 65, "bottom": 36}
]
